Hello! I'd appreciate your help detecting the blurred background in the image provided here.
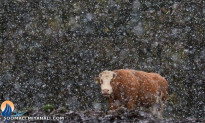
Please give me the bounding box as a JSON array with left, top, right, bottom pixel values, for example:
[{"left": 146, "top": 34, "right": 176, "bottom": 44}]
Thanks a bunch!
[{"left": 0, "top": 0, "right": 204, "bottom": 118}]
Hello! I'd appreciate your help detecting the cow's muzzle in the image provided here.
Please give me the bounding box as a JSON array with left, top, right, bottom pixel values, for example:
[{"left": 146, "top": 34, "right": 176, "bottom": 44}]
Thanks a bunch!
[
  {"left": 102, "top": 89, "right": 111, "bottom": 97},
  {"left": 102, "top": 94, "right": 111, "bottom": 97}
]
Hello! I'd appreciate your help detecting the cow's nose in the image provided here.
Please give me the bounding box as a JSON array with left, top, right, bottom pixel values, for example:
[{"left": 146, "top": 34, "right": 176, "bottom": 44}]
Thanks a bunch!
[{"left": 102, "top": 89, "right": 109, "bottom": 94}]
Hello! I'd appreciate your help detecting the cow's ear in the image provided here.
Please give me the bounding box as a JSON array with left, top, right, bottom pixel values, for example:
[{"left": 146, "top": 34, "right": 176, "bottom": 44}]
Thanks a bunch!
[
  {"left": 113, "top": 72, "right": 117, "bottom": 79},
  {"left": 94, "top": 77, "right": 100, "bottom": 84}
]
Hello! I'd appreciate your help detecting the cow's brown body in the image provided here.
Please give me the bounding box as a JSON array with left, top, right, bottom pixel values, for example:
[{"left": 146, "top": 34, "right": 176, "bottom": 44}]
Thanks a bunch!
[
  {"left": 96, "top": 69, "right": 168, "bottom": 118},
  {"left": 109, "top": 69, "right": 168, "bottom": 109}
]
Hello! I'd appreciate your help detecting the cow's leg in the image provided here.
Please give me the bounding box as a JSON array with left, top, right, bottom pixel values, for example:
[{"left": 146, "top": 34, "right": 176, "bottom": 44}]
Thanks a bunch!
[
  {"left": 158, "top": 102, "right": 165, "bottom": 119},
  {"left": 151, "top": 104, "right": 163, "bottom": 119},
  {"left": 158, "top": 90, "right": 166, "bottom": 119},
  {"left": 108, "top": 98, "right": 115, "bottom": 110},
  {"left": 109, "top": 98, "right": 120, "bottom": 110},
  {"left": 151, "top": 92, "right": 164, "bottom": 119},
  {"left": 126, "top": 95, "right": 137, "bottom": 110}
]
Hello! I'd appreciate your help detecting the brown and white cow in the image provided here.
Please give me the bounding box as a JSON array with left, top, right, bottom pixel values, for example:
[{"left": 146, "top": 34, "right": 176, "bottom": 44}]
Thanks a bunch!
[{"left": 94, "top": 69, "right": 168, "bottom": 119}]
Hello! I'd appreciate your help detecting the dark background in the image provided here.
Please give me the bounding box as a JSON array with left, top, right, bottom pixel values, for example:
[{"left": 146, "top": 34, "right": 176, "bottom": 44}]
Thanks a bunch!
[{"left": 0, "top": 0, "right": 204, "bottom": 118}]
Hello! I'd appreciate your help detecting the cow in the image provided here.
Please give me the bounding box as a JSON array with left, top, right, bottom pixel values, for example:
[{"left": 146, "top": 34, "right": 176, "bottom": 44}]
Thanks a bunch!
[{"left": 94, "top": 69, "right": 168, "bottom": 119}]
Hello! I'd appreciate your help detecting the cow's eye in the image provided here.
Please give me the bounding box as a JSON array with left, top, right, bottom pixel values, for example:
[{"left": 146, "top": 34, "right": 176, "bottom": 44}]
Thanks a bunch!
[{"left": 100, "top": 80, "right": 103, "bottom": 84}]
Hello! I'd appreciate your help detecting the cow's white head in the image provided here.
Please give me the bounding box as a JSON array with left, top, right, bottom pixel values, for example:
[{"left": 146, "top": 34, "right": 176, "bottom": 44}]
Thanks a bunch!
[{"left": 95, "top": 70, "right": 117, "bottom": 97}]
